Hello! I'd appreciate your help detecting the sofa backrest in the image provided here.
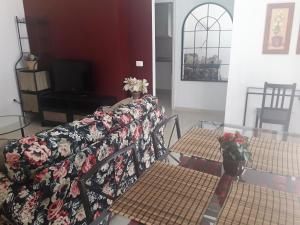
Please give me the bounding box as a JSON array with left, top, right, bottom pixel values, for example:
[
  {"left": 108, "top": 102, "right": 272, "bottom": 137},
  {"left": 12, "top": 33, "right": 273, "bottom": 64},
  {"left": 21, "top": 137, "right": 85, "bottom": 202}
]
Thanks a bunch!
[
  {"left": 32, "top": 104, "right": 165, "bottom": 193},
  {"left": 3, "top": 95, "right": 163, "bottom": 183}
]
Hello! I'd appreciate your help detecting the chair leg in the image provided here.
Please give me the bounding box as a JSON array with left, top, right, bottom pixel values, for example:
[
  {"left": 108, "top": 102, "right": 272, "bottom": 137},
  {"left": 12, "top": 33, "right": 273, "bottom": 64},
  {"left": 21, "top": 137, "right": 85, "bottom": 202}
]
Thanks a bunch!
[
  {"left": 175, "top": 117, "right": 181, "bottom": 139},
  {"left": 283, "top": 123, "right": 289, "bottom": 132},
  {"left": 282, "top": 124, "right": 289, "bottom": 141},
  {"left": 255, "top": 112, "right": 259, "bottom": 128}
]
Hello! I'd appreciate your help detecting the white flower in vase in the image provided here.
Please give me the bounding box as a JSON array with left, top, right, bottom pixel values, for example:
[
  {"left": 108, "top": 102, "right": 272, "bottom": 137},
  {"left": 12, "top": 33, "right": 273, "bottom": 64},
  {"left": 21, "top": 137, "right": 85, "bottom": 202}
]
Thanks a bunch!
[{"left": 123, "top": 77, "right": 149, "bottom": 99}]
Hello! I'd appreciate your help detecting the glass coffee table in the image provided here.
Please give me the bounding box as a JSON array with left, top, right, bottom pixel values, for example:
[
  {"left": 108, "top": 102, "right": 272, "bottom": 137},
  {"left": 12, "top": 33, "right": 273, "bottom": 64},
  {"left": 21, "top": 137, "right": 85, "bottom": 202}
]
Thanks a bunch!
[
  {"left": 0, "top": 115, "right": 31, "bottom": 138},
  {"left": 88, "top": 121, "right": 300, "bottom": 225}
]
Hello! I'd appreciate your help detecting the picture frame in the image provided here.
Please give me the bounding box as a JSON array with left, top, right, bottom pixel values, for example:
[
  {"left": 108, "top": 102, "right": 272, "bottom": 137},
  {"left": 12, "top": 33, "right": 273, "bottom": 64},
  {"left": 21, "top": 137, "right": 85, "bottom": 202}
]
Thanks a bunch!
[
  {"left": 263, "top": 3, "right": 295, "bottom": 54},
  {"left": 297, "top": 25, "right": 300, "bottom": 54}
]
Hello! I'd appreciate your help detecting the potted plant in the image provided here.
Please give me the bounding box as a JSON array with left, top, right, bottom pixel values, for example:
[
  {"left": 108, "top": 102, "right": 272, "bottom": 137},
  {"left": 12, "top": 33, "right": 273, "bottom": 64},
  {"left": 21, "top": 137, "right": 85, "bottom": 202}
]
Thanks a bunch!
[
  {"left": 218, "top": 132, "right": 251, "bottom": 176},
  {"left": 24, "top": 53, "right": 38, "bottom": 71},
  {"left": 271, "top": 13, "right": 284, "bottom": 47},
  {"left": 123, "top": 77, "right": 149, "bottom": 99}
]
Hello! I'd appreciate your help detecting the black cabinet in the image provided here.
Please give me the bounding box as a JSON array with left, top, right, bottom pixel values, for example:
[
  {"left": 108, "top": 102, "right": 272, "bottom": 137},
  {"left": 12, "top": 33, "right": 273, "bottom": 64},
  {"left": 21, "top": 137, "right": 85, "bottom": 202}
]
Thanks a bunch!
[{"left": 39, "top": 93, "right": 117, "bottom": 126}]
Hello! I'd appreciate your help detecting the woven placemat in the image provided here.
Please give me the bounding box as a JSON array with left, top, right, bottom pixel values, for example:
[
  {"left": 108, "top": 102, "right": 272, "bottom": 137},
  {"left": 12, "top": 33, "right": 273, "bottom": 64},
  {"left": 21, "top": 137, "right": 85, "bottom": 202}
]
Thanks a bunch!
[
  {"left": 171, "top": 128, "right": 222, "bottom": 162},
  {"left": 217, "top": 181, "right": 300, "bottom": 225},
  {"left": 110, "top": 161, "right": 220, "bottom": 225},
  {"left": 171, "top": 128, "right": 300, "bottom": 177},
  {"left": 247, "top": 136, "right": 300, "bottom": 177}
]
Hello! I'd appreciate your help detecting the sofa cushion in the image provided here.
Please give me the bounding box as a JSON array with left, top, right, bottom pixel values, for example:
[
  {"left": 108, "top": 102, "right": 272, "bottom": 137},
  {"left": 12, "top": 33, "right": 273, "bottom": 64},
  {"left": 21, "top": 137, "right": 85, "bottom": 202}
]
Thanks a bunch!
[
  {"left": 1, "top": 181, "right": 86, "bottom": 225},
  {"left": 2, "top": 143, "right": 140, "bottom": 225},
  {"left": 3, "top": 120, "right": 109, "bottom": 183},
  {"left": 1, "top": 183, "right": 42, "bottom": 225},
  {"left": 2, "top": 142, "right": 140, "bottom": 225}
]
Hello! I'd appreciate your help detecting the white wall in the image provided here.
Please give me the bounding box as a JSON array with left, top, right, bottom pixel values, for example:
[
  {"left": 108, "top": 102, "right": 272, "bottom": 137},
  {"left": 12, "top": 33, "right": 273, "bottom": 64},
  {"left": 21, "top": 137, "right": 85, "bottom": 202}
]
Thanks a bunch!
[
  {"left": 225, "top": 0, "right": 300, "bottom": 133},
  {"left": 0, "top": 0, "right": 25, "bottom": 115},
  {"left": 156, "top": 3, "right": 172, "bottom": 37},
  {"left": 156, "top": 62, "right": 172, "bottom": 90},
  {"left": 156, "top": 0, "right": 174, "bottom": 3},
  {"left": 156, "top": 3, "right": 173, "bottom": 91},
  {"left": 173, "top": 0, "right": 235, "bottom": 111}
]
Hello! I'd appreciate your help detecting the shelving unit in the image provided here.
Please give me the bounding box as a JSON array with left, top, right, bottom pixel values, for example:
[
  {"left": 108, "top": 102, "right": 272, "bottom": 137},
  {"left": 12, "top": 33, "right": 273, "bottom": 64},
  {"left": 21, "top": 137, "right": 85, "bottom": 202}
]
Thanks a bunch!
[{"left": 14, "top": 17, "right": 51, "bottom": 115}]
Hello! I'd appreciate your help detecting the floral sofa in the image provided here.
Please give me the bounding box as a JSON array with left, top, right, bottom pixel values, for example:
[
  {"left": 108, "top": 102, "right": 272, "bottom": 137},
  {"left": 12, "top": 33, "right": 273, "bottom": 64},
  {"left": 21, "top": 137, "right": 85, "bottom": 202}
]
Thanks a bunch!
[{"left": 0, "top": 95, "right": 165, "bottom": 225}]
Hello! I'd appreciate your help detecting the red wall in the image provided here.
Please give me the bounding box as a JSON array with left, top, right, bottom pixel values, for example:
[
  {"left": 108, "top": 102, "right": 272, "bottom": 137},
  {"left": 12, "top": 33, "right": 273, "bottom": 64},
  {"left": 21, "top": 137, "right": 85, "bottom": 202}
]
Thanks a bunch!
[
  {"left": 127, "top": 0, "right": 153, "bottom": 93},
  {"left": 23, "top": 0, "right": 153, "bottom": 100}
]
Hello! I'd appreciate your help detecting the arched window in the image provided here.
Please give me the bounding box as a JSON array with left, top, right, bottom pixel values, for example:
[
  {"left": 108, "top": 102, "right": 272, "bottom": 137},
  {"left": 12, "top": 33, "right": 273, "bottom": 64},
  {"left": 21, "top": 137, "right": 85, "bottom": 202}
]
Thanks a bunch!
[{"left": 182, "top": 3, "right": 233, "bottom": 82}]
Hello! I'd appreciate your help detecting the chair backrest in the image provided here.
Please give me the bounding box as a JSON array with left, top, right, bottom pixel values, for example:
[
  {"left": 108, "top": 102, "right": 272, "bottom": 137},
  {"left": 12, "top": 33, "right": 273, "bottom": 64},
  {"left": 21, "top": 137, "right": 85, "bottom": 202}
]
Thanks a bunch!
[
  {"left": 260, "top": 82, "right": 296, "bottom": 127},
  {"left": 79, "top": 144, "right": 139, "bottom": 224},
  {"left": 261, "top": 82, "right": 296, "bottom": 110},
  {"left": 152, "top": 115, "right": 181, "bottom": 160}
]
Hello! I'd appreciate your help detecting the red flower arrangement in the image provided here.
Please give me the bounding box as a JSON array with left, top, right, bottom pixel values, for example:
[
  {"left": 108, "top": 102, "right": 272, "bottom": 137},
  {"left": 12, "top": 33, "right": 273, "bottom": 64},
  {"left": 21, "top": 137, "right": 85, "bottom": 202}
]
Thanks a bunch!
[{"left": 218, "top": 132, "right": 251, "bottom": 161}]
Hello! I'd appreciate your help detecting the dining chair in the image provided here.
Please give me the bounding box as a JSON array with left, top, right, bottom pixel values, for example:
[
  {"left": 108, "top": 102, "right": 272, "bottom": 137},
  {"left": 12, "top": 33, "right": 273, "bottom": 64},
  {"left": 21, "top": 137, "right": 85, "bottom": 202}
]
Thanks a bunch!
[
  {"left": 255, "top": 82, "right": 296, "bottom": 133},
  {"left": 152, "top": 114, "right": 181, "bottom": 161},
  {"left": 79, "top": 144, "right": 140, "bottom": 225}
]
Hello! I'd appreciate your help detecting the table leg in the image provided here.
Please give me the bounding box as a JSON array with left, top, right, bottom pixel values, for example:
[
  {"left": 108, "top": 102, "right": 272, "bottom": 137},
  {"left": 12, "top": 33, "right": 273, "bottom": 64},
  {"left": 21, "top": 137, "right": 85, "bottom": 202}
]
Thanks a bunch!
[
  {"left": 21, "top": 128, "right": 25, "bottom": 137},
  {"left": 243, "top": 92, "right": 249, "bottom": 126}
]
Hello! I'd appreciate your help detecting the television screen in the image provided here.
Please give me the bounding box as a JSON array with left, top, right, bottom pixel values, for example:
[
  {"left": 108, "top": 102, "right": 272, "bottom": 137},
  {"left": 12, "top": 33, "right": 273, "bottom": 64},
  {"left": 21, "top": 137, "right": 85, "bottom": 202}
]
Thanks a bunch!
[{"left": 51, "top": 59, "right": 92, "bottom": 93}]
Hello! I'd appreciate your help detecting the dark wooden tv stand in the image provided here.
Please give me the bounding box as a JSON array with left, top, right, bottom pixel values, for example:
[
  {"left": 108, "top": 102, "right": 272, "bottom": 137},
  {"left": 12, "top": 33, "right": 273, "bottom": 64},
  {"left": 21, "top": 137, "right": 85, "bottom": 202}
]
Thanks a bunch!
[{"left": 39, "top": 92, "right": 117, "bottom": 126}]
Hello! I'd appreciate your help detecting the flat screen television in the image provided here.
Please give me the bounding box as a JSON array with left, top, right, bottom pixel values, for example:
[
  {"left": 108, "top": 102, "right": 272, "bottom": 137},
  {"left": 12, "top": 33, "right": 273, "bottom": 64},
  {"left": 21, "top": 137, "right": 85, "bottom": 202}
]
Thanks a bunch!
[{"left": 51, "top": 59, "right": 92, "bottom": 94}]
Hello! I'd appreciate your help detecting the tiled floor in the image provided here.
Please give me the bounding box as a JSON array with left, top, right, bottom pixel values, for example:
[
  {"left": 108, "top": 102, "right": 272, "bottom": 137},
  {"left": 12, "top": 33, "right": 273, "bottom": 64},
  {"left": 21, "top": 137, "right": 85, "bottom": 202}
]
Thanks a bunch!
[
  {"left": 156, "top": 89, "right": 225, "bottom": 135},
  {"left": 0, "top": 116, "right": 50, "bottom": 140}
]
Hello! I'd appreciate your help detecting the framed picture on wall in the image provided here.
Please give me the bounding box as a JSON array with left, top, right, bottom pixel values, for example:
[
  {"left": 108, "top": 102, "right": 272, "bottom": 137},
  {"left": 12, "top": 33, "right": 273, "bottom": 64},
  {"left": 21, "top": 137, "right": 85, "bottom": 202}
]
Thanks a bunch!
[
  {"left": 297, "top": 25, "right": 300, "bottom": 54},
  {"left": 263, "top": 3, "right": 295, "bottom": 54}
]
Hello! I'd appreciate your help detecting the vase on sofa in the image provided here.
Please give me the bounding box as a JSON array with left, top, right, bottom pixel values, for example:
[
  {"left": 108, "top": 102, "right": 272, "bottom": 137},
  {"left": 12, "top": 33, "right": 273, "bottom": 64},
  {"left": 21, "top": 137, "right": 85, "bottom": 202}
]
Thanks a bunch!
[
  {"left": 123, "top": 77, "right": 149, "bottom": 99},
  {"left": 131, "top": 91, "right": 141, "bottom": 99}
]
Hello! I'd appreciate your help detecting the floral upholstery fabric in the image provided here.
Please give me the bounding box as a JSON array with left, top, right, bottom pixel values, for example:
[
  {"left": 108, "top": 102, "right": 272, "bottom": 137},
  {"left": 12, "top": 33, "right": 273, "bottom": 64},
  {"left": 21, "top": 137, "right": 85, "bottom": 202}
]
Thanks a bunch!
[
  {"left": 0, "top": 172, "right": 12, "bottom": 206},
  {"left": 0, "top": 95, "right": 165, "bottom": 225},
  {"left": 84, "top": 147, "right": 138, "bottom": 221},
  {"left": 3, "top": 95, "right": 160, "bottom": 183}
]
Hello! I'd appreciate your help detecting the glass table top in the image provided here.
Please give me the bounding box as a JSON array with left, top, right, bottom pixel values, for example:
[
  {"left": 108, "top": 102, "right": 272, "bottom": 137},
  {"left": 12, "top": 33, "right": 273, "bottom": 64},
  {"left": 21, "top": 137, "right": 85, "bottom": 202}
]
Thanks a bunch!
[
  {"left": 99, "top": 121, "right": 300, "bottom": 225},
  {"left": 177, "top": 121, "right": 300, "bottom": 224},
  {"left": 196, "top": 120, "right": 300, "bottom": 142},
  {"left": 0, "top": 115, "right": 31, "bottom": 135}
]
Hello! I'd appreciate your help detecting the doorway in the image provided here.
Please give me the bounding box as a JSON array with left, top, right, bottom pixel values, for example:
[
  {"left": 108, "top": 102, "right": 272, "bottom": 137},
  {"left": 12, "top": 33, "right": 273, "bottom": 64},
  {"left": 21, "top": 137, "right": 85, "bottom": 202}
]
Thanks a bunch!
[{"left": 155, "top": 2, "right": 173, "bottom": 111}]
